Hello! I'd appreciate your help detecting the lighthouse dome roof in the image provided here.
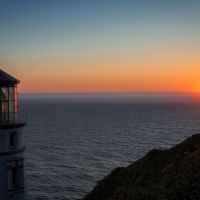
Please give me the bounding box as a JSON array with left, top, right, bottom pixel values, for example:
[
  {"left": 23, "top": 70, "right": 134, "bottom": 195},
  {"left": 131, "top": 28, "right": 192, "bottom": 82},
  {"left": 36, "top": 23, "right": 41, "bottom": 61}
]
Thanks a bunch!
[{"left": 0, "top": 69, "right": 20, "bottom": 84}]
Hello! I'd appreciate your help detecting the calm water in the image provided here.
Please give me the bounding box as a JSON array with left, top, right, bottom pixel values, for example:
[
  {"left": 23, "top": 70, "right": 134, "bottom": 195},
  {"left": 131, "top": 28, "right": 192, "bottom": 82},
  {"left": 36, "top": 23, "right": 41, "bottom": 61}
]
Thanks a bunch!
[{"left": 19, "top": 93, "right": 200, "bottom": 200}]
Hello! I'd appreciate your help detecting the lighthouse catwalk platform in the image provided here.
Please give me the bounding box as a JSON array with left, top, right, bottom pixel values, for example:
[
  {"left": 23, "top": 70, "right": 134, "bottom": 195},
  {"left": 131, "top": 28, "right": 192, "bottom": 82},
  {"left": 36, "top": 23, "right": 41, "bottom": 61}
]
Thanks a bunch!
[{"left": 0, "top": 69, "right": 28, "bottom": 200}]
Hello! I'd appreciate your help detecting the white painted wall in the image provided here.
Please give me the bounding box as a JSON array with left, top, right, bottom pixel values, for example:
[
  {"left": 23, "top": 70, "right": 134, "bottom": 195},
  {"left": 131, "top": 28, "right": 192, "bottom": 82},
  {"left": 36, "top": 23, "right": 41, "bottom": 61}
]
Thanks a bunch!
[{"left": 0, "top": 126, "right": 28, "bottom": 200}]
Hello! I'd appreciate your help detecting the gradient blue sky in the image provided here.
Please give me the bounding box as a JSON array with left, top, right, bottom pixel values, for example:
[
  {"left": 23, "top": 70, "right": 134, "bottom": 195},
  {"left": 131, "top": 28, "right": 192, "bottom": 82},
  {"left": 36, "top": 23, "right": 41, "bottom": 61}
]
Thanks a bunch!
[{"left": 1, "top": 0, "right": 200, "bottom": 92}]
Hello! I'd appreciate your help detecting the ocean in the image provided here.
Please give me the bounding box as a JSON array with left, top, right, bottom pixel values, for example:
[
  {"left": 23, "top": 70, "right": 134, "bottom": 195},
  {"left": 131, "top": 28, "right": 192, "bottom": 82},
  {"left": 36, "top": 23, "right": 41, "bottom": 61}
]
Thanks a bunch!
[{"left": 18, "top": 93, "right": 200, "bottom": 200}]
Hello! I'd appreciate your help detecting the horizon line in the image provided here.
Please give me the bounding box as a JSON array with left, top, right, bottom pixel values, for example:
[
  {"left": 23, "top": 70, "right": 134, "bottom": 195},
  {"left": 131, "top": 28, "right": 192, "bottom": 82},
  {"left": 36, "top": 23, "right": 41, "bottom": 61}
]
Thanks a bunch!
[{"left": 19, "top": 91, "right": 200, "bottom": 94}]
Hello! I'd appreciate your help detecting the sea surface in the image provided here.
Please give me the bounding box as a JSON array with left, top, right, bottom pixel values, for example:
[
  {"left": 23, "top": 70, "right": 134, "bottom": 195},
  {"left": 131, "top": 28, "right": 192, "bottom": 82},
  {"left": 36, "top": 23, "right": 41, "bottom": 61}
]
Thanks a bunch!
[{"left": 18, "top": 93, "right": 200, "bottom": 200}]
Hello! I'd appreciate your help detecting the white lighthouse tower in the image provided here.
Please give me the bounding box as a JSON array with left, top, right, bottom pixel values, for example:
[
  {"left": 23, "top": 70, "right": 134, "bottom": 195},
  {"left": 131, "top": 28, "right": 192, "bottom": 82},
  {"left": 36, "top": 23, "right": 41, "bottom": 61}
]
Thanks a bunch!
[{"left": 0, "top": 69, "right": 28, "bottom": 200}]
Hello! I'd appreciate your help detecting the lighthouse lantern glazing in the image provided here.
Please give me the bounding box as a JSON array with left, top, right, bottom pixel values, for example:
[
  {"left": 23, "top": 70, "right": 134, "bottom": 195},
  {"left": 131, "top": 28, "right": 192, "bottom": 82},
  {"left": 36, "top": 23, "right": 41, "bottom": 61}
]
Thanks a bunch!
[{"left": 1, "top": 81, "right": 18, "bottom": 123}]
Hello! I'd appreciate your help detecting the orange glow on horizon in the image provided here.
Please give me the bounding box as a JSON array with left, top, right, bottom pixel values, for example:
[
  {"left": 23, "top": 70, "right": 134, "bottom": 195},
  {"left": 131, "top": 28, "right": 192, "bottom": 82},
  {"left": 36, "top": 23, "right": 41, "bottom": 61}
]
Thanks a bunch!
[{"left": 4, "top": 43, "right": 200, "bottom": 93}]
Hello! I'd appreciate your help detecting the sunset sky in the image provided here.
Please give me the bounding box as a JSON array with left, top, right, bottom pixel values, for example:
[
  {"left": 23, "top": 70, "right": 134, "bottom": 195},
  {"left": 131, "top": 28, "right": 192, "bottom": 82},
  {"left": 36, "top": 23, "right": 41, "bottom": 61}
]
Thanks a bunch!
[{"left": 1, "top": 0, "right": 200, "bottom": 93}]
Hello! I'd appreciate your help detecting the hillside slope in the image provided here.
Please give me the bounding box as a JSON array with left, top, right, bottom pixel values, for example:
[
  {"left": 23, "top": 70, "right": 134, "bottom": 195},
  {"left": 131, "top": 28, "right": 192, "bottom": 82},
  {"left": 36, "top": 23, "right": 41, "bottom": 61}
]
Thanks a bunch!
[{"left": 82, "top": 134, "right": 200, "bottom": 200}]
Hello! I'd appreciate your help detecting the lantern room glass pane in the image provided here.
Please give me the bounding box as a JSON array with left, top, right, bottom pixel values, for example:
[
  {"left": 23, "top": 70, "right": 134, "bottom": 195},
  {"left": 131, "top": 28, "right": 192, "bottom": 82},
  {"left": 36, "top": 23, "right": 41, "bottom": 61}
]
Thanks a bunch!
[
  {"left": 2, "top": 102, "right": 8, "bottom": 112},
  {"left": 9, "top": 101, "right": 14, "bottom": 113},
  {"left": 14, "top": 101, "right": 18, "bottom": 112},
  {"left": 1, "top": 87, "right": 8, "bottom": 100},
  {"left": 2, "top": 102, "right": 8, "bottom": 121},
  {"left": 9, "top": 101, "right": 15, "bottom": 121},
  {"left": 9, "top": 87, "right": 14, "bottom": 100},
  {"left": 14, "top": 85, "right": 18, "bottom": 100}
]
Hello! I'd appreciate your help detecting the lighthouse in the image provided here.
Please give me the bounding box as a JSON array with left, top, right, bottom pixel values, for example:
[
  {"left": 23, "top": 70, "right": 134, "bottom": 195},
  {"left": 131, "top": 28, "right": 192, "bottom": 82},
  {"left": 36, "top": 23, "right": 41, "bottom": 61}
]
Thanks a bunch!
[{"left": 0, "top": 69, "right": 28, "bottom": 200}]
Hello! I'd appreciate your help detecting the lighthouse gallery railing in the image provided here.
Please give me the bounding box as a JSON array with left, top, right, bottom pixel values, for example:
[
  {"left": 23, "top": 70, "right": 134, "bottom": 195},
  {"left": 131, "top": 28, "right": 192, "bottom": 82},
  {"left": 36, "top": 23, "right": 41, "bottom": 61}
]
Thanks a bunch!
[{"left": 0, "top": 112, "right": 27, "bottom": 124}]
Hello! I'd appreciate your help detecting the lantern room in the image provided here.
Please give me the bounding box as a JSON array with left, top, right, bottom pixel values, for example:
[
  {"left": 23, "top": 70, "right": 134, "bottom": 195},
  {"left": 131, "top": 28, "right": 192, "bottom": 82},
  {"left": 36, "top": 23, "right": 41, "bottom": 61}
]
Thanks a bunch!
[{"left": 0, "top": 69, "right": 19, "bottom": 123}]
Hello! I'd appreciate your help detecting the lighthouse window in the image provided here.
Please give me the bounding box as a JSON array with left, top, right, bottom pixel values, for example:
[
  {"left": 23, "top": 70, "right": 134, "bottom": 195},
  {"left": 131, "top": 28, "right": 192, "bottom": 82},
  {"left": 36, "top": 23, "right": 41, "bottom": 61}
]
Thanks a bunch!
[
  {"left": 10, "top": 132, "right": 17, "bottom": 149},
  {"left": 10, "top": 133, "right": 14, "bottom": 147},
  {"left": 7, "top": 158, "right": 24, "bottom": 196},
  {"left": 12, "top": 167, "right": 17, "bottom": 186}
]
